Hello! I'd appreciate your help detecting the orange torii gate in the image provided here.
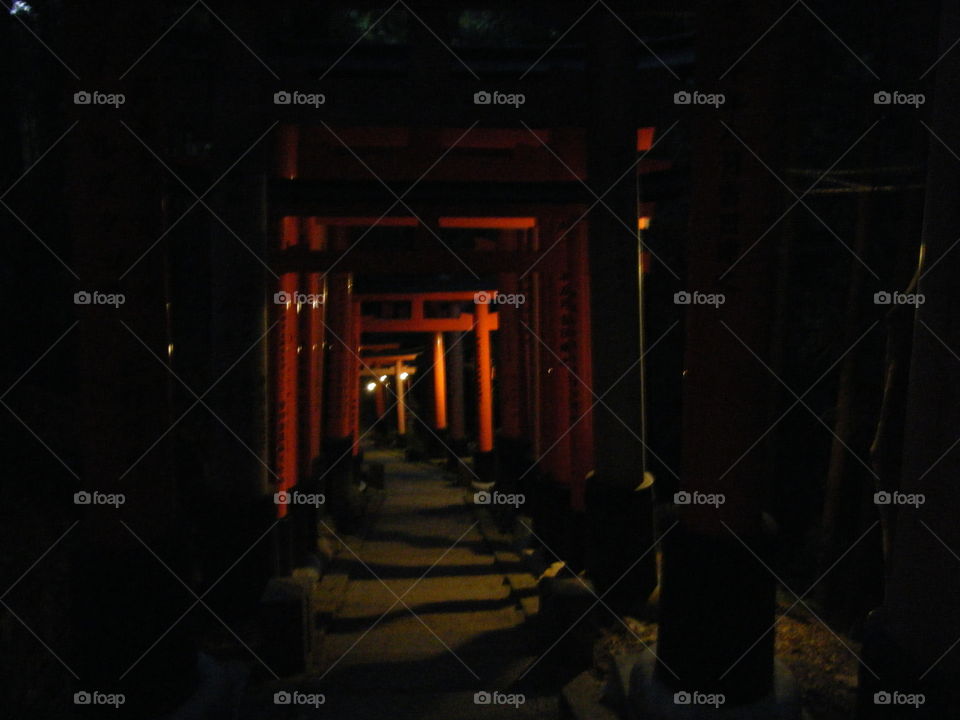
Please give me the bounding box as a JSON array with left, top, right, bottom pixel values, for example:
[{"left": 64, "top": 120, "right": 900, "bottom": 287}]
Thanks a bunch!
[
  {"left": 270, "top": 211, "right": 603, "bottom": 519},
  {"left": 269, "top": 124, "right": 662, "bottom": 613},
  {"left": 272, "top": 125, "right": 620, "bottom": 544},
  {"left": 360, "top": 353, "right": 418, "bottom": 435},
  {"left": 357, "top": 291, "right": 499, "bottom": 477},
  {"left": 357, "top": 289, "right": 500, "bottom": 483}
]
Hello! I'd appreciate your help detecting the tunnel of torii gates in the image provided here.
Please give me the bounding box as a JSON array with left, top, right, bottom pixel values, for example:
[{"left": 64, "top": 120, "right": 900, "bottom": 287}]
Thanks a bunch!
[{"left": 267, "top": 124, "right": 659, "bottom": 605}]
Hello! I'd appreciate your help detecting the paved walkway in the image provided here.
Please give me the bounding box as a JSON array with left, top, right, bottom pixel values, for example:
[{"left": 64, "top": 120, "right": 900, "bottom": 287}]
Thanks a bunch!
[{"left": 244, "top": 448, "right": 554, "bottom": 719}]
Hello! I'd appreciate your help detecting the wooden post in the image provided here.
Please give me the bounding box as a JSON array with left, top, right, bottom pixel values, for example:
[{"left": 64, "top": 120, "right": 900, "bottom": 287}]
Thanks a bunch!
[
  {"left": 583, "top": 2, "right": 656, "bottom": 612},
  {"left": 432, "top": 332, "right": 448, "bottom": 431},
  {"left": 474, "top": 301, "right": 494, "bottom": 454},
  {"left": 374, "top": 381, "right": 387, "bottom": 419},
  {"left": 302, "top": 218, "right": 327, "bottom": 475},
  {"left": 497, "top": 231, "right": 523, "bottom": 441},
  {"left": 655, "top": 0, "right": 786, "bottom": 705},
  {"left": 395, "top": 359, "right": 407, "bottom": 437},
  {"left": 275, "top": 217, "right": 300, "bottom": 519},
  {"left": 474, "top": 300, "right": 495, "bottom": 487},
  {"left": 350, "top": 300, "right": 362, "bottom": 455},
  {"left": 65, "top": 1, "right": 197, "bottom": 706},
  {"left": 323, "top": 273, "right": 354, "bottom": 444},
  {"left": 860, "top": 3, "right": 960, "bottom": 714},
  {"left": 446, "top": 330, "right": 467, "bottom": 454}
]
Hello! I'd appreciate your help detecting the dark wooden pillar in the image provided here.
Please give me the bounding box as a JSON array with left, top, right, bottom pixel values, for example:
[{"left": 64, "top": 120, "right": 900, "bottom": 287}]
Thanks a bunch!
[
  {"left": 473, "top": 300, "right": 495, "bottom": 487},
  {"left": 65, "top": 2, "right": 197, "bottom": 714},
  {"left": 584, "top": 3, "right": 656, "bottom": 611},
  {"left": 656, "top": 0, "right": 787, "bottom": 704},
  {"left": 445, "top": 330, "right": 468, "bottom": 457},
  {"left": 859, "top": 3, "right": 960, "bottom": 715}
]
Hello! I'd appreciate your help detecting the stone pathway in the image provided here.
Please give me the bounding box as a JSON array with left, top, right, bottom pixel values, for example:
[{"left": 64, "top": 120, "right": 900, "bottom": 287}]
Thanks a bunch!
[{"left": 242, "top": 448, "right": 556, "bottom": 719}]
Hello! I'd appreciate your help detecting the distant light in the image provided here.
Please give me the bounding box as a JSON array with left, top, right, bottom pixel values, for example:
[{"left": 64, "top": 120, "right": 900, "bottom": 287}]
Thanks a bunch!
[
  {"left": 10, "top": 1, "right": 32, "bottom": 15},
  {"left": 399, "top": 371, "right": 409, "bottom": 380},
  {"left": 379, "top": 375, "right": 387, "bottom": 382},
  {"left": 167, "top": 343, "right": 174, "bottom": 358},
  {"left": 366, "top": 382, "right": 377, "bottom": 392}
]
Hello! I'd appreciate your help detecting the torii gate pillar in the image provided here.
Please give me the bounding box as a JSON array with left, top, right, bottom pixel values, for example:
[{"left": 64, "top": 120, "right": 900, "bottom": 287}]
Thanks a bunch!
[
  {"left": 432, "top": 331, "right": 448, "bottom": 434},
  {"left": 395, "top": 359, "right": 408, "bottom": 437},
  {"left": 473, "top": 300, "right": 496, "bottom": 489}
]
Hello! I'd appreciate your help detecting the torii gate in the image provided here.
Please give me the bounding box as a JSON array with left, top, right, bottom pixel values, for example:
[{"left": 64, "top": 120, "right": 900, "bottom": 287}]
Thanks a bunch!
[
  {"left": 360, "top": 352, "right": 418, "bottom": 435},
  {"left": 357, "top": 291, "right": 499, "bottom": 481},
  {"left": 269, "top": 208, "right": 601, "bottom": 523},
  {"left": 268, "top": 126, "right": 660, "bottom": 577},
  {"left": 262, "top": 122, "right": 674, "bottom": 689}
]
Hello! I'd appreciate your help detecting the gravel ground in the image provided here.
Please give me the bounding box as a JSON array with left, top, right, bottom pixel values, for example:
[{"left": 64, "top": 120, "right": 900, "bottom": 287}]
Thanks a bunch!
[{"left": 592, "top": 591, "right": 859, "bottom": 720}]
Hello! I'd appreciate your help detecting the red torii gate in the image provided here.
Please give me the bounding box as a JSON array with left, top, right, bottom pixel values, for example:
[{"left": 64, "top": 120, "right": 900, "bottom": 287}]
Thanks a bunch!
[
  {"left": 263, "top": 124, "right": 669, "bottom": 665},
  {"left": 357, "top": 291, "right": 499, "bottom": 470},
  {"left": 360, "top": 352, "right": 418, "bottom": 435},
  {"left": 268, "top": 126, "right": 659, "bottom": 551},
  {"left": 269, "top": 213, "right": 603, "bottom": 519}
]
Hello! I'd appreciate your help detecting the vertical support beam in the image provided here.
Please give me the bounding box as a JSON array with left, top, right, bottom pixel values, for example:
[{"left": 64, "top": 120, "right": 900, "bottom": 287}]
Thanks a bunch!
[
  {"left": 539, "top": 224, "right": 573, "bottom": 490},
  {"left": 496, "top": 235, "right": 528, "bottom": 497},
  {"left": 395, "top": 359, "right": 407, "bottom": 437},
  {"left": 497, "top": 231, "right": 524, "bottom": 442},
  {"left": 275, "top": 216, "right": 300, "bottom": 519},
  {"left": 584, "top": 2, "right": 655, "bottom": 612},
  {"left": 859, "top": 3, "right": 960, "bottom": 715},
  {"left": 374, "top": 381, "right": 387, "bottom": 420},
  {"left": 655, "top": 0, "right": 786, "bottom": 706},
  {"left": 302, "top": 218, "right": 327, "bottom": 472},
  {"left": 446, "top": 330, "right": 467, "bottom": 457},
  {"left": 517, "top": 267, "right": 538, "bottom": 450},
  {"left": 277, "top": 124, "right": 299, "bottom": 179},
  {"left": 522, "top": 229, "right": 543, "bottom": 461},
  {"left": 275, "top": 122, "right": 302, "bottom": 528},
  {"left": 350, "top": 300, "right": 362, "bottom": 456},
  {"left": 291, "top": 218, "right": 326, "bottom": 564},
  {"left": 322, "top": 269, "right": 358, "bottom": 529},
  {"left": 432, "top": 332, "right": 448, "bottom": 431},
  {"left": 474, "top": 300, "right": 495, "bottom": 487},
  {"left": 64, "top": 2, "right": 195, "bottom": 707},
  {"left": 531, "top": 218, "right": 577, "bottom": 562},
  {"left": 567, "top": 221, "right": 595, "bottom": 512},
  {"left": 324, "top": 273, "right": 354, "bottom": 444}
]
